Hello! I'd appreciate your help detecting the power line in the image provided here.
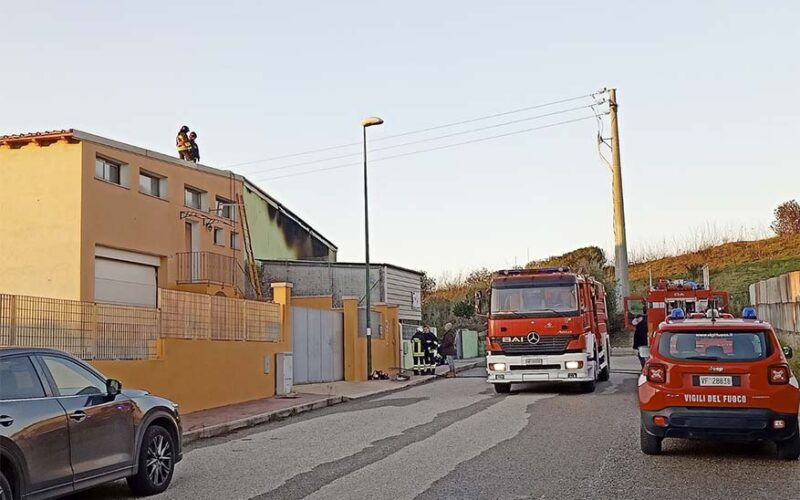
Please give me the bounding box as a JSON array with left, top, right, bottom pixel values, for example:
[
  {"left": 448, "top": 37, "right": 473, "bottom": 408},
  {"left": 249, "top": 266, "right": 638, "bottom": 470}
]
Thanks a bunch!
[
  {"left": 229, "top": 90, "right": 605, "bottom": 168},
  {"left": 246, "top": 103, "right": 600, "bottom": 175},
  {"left": 253, "top": 114, "right": 604, "bottom": 182}
]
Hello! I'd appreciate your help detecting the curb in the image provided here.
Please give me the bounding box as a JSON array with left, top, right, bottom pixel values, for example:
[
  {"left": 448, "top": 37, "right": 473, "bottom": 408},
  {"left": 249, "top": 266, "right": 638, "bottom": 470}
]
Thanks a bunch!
[
  {"left": 183, "top": 395, "right": 344, "bottom": 445},
  {"left": 182, "top": 360, "right": 484, "bottom": 444}
]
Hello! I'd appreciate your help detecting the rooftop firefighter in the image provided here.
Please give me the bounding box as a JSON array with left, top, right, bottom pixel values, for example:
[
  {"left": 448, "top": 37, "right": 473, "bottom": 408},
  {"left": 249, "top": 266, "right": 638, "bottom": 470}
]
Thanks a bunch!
[
  {"left": 176, "top": 125, "right": 191, "bottom": 160},
  {"left": 188, "top": 131, "right": 200, "bottom": 163}
]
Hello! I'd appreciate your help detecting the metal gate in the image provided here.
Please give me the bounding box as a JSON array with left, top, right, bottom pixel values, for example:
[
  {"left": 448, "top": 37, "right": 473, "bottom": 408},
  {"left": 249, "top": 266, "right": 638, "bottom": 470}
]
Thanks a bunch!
[{"left": 291, "top": 307, "right": 344, "bottom": 384}]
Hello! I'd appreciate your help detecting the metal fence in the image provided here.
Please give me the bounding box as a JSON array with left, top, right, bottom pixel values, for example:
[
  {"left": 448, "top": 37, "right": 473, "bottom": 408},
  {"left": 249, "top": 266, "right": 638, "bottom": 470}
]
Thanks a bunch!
[
  {"left": 0, "top": 294, "right": 159, "bottom": 360},
  {"left": 160, "top": 289, "right": 281, "bottom": 342},
  {"left": 750, "top": 271, "right": 800, "bottom": 334},
  {"left": 0, "top": 290, "right": 283, "bottom": 360}
]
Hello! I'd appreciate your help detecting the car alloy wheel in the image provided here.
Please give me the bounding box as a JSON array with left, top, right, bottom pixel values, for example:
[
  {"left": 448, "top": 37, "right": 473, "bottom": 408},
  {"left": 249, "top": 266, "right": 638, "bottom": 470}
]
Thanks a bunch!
[{"left": 146, "top": 434, "right": 173, "bottom": 487}]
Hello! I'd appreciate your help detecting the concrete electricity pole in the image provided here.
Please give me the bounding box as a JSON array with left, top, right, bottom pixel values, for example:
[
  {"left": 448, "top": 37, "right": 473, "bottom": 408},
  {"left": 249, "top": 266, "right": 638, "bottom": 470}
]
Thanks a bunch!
[{"left": 608, "top": 88, "right": 630, "bottom": 300}]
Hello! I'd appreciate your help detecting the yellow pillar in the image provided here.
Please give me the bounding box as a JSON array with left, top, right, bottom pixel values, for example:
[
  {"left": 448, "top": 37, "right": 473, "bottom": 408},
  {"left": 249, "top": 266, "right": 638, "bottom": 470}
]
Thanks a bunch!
[
  {"left": 270, "top": 282, "right": 293, "bottom": 349},
  {"left": 373, "top": 303, "right": 400, "bottom": 376},
  {"left": 342, "top": 296, "right": 366, "bottom": 381}
]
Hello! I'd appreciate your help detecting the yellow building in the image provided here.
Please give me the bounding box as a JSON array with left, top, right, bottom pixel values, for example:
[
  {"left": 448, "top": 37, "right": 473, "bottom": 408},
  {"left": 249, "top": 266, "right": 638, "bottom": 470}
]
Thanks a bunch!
[{"left": 0, "top": 129, "right": 254, "bottom": 303}]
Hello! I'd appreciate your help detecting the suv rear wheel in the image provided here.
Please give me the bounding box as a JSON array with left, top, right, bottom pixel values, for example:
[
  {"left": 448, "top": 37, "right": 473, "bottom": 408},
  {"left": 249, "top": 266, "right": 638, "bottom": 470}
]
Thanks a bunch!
[
  {"left": 640, "top": 424, "right": 662, "bottom": 455},
  {"left": 0, "top": 472, "right": 12, "bottom": 500},
  {"left": 127, "top": 425, "right": 176, "bottom": 496},
  {"left": 776, "top": 434, "right": 800, "bottom": 460}
]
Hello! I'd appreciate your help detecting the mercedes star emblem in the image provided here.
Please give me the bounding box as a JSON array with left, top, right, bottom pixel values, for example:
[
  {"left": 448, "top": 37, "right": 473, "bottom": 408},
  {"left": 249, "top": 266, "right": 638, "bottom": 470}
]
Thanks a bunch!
[{"left": 527, "top": 332, "right": 541, "bottom": 344}]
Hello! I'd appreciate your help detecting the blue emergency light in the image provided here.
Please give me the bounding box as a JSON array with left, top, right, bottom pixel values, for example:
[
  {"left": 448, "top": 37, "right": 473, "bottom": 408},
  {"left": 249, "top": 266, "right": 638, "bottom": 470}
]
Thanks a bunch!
[
  {"left": 742, "top": 307, "right": 758, "bottom": 320},
  {"left": 669, "top": 308, "right": 685, "bottom": 320}
]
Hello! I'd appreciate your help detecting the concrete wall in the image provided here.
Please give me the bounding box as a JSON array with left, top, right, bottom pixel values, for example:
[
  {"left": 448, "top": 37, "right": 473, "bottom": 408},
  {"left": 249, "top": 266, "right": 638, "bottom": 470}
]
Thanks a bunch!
[
  {"left": 0, "top": 140, "right": 84, "bottom": 299},
  {"left": 90, "top": 282, "right": 294, "bottom": 414},
  {"left": 92, "top": 337, "right": 290, "bottom": 414},
  {"left": 243, "top": 184, "right": 336, "bottom": 262}
]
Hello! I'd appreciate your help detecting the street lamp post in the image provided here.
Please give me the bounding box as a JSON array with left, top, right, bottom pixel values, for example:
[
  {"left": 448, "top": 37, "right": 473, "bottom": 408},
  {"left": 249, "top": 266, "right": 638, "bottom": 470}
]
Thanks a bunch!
[{"left": 361, "top": 116, "right": 383, "bottom": 380}]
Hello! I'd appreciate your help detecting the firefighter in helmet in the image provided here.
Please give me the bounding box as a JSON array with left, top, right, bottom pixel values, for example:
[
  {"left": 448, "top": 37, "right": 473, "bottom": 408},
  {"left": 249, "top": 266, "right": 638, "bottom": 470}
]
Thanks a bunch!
[
  {"left": 176, "top": 125, "right": 191, "bottom": 160},
  {"left": 411, "top": 327, "right": 426, "bottom": 376},
  {"left": 422, "top": 326, "right": 439, "bottom": 376}
]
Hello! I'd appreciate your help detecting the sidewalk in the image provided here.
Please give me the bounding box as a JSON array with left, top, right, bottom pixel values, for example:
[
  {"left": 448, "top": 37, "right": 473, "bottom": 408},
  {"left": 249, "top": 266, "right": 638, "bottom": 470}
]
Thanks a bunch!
[{"left": 182, "top": 358, "right": 484, "bottom": 444}]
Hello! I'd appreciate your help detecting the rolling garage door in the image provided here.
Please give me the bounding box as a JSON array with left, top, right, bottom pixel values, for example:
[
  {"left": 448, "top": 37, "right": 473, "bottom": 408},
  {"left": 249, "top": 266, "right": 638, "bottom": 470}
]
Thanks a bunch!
[{"left": 94, "top": 249, "right": 158, "bottom": 307}]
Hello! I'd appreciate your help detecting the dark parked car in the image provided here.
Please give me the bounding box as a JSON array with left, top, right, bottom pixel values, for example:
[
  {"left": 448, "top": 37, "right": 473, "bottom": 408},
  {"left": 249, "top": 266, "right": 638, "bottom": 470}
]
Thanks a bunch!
[{"left": 0, "top": 348, "right": 182, "bottom": 499}]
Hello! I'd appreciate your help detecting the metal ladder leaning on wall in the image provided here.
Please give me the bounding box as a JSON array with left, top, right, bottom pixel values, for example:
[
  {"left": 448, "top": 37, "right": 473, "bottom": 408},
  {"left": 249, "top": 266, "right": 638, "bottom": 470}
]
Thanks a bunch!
[{"left": 236, "top": 193, "right": 263, "bottom": 299}]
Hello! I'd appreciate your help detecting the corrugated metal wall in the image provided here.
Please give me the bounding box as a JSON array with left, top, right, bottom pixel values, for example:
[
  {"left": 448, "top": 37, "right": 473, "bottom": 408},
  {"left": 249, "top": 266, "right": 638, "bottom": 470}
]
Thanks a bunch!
[
  {"left": 749, "top": 271, "right": 800, "bottom": 334},
  {"left": 384, "top": 266, "right": 423, "bottom": 323},
  {"left": 261, "top": 261, "right": 422, "bottom": 323}
]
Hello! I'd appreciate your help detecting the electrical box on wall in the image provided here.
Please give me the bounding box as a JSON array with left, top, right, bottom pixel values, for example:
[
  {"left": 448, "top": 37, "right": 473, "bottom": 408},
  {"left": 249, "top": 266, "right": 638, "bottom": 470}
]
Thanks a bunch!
[{"left": 276, "top": 352, "right": 293, "bottom": 395}]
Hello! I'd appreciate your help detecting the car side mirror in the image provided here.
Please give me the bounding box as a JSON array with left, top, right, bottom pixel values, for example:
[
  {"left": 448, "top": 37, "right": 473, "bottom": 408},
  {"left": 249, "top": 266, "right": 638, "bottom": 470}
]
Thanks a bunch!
[
  {"left": 783, "top": 346, "right": 794, "bottom": 360},
  {"left": 107, "top": 379, "right": 122, "bottom": 397}
]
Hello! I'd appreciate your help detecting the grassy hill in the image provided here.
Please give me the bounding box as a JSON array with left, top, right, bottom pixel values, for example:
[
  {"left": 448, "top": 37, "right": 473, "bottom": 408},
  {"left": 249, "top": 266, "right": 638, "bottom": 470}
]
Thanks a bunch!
[{"left": 628, "top": 234, "right": 800, "bottom": 312}]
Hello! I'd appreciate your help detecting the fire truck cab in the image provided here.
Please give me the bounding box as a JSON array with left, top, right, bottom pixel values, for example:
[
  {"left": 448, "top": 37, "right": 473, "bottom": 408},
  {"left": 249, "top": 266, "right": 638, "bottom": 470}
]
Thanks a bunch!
[
  {"left": 638, "top": 307, "right": 800, "bottom": 459},
  {"left": 485, "top": 268, "right": 610, "bottom": 394}
]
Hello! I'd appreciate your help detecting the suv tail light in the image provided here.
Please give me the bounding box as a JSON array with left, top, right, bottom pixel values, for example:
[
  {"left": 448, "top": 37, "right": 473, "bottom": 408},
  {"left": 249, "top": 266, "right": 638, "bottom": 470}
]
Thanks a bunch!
[
  {"left": 768, "top": 364, "right": 790, "bottom": 385},
  {"left": 646, "top": 363, "right": 667, "bottom": 384}
]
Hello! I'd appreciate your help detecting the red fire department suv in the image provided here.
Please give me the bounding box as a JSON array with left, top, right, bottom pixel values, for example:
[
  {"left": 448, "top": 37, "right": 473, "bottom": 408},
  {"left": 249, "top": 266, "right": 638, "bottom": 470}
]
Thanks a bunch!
[{"left": 638, "top": 307, "right": 800, "bottom": 459}]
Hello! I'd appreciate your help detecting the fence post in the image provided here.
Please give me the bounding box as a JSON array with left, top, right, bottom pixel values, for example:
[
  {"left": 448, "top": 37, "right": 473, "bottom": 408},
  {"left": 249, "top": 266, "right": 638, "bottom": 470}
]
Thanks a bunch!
[
  {"left": 90, "top": 303, "right": 98, "bottom": 360},
  {"left": 9, "top": 295, "right": 17, "bottom": 346}
]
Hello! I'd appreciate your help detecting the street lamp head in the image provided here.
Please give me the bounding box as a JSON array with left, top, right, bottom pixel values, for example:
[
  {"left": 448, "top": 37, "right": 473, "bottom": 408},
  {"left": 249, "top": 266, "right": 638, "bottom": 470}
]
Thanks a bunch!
[{"left": 361, "top": 116, "right": 384, "bottom": 128}]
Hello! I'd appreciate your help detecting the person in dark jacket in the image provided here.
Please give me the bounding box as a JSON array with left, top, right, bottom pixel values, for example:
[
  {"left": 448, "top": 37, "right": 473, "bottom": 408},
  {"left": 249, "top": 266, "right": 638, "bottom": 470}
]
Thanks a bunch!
[
  {"left": 632, "top": 314, "right": 649, "bottom": 367},
  {"left": 188, "top": 131, "right": 200, "bottom": 162},
  {"left": 422, "top": 326, "right": 438, "bottom": 375},
  {"left": 441, "top": 322, "right": 457, "bottom": 377}
]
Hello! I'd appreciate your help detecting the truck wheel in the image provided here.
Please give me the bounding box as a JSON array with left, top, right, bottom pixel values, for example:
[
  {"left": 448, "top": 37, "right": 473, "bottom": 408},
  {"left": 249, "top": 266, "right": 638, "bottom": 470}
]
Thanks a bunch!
[
  {"left": 0, "top": 472, "right": 13, "bottom": 500},
  {"left": 640, "top": 424, "right": 662, "bottom": 455},
  {"left": 776, "top": 434, "right": 800, "bottom": 460},
  {"left": 579, "top": 379, "right": 596, "bottom": 393},
  {"left": 494, "top": 383, "right": 511, "bottom": 394},
  {"left": 598, "top": 346, "right": 611, "bottom": 382}
]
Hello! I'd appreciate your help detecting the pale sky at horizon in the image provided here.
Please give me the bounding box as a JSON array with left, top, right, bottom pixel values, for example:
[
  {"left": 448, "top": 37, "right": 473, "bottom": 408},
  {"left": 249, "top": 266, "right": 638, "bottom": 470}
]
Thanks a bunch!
[{"left": 3, "top": 1, "right": 799, "bottom": 277}]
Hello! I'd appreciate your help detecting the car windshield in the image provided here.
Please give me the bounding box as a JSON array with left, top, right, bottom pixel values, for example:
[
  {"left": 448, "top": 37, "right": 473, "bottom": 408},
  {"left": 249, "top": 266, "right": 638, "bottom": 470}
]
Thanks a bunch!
[
  {"left": 491, "top": 284, "right": 578, "bottom": 316},
  {"left": 658, "top": 331, "right": 769, "bottom": 362}
]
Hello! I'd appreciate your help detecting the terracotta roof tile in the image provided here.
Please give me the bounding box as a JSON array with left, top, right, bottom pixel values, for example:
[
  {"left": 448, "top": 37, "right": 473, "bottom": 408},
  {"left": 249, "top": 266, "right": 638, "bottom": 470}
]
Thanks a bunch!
[{"left": 0, "top": 129, "right": 75, "bottom": 144}]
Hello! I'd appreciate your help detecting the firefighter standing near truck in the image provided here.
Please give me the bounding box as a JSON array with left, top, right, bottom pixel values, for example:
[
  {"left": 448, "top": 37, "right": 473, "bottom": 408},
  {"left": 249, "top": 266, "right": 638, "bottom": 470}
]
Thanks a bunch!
[
  {"left": 422, "top": 326, "right": 438, "bottom": 375},
  {"left": 411, "top": 327, "right": 426, "bottom": 376}
]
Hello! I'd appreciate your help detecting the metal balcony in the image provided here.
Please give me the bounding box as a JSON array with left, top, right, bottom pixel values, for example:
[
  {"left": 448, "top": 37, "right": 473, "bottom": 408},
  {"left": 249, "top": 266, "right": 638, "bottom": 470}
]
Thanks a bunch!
[{"left": 176, "top": 251, "right": 244, "bottom": 290}]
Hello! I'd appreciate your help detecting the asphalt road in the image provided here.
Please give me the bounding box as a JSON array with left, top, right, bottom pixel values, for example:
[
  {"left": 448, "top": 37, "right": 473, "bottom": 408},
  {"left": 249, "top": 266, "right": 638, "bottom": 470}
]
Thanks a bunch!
[{"left": 73, "top": 361, "right": 800, "bottom": 500}]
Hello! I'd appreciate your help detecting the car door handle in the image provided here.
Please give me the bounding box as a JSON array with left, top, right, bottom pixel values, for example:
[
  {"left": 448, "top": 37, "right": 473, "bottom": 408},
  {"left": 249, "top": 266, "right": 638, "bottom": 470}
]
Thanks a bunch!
[
  {"left": 0, "top": 415, "right": 13, "bottom": 427},
  {"left": 69, "top": 410, "right": 87, "bottom": 423}
]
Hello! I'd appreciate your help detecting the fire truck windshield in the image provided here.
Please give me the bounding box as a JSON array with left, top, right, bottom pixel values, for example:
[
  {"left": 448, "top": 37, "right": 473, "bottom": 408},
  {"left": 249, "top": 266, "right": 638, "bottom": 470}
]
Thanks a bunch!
[{"left": 490, "top": 284, "right": 578, "bottom": 317}]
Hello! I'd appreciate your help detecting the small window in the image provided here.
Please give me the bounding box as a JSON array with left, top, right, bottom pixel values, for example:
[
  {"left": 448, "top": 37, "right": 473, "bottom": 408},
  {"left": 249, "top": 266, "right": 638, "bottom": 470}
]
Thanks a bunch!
[
  {"left": 230, "top": 232, "right": 241, "bottom": 250},
  {"left": 42, "top": 356, "right": 106, "bottom": 397},
  {"left": 139, "top": 171, "right": 164, "bottom": 198},
  {"left": 216, "top": 198, "right": 236, "bottom": 220},
  {"left": 214, "top": 228, "right": 225, "bottom": 246},
  {"left": 0, "top": 357, "right": 46, "bottom": 400},
  {"left": 95, "top": 157, "right": 121, "bottom": 184},
  {"left": 185, "top": 186, "right": 203, "bottom": 209}
]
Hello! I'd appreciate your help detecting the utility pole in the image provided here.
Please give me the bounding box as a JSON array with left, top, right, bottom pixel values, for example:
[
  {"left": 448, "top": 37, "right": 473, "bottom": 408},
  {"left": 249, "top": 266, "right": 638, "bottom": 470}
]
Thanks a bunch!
[{"left": 608, "top": 88, "right": 630, "bottom": 300}]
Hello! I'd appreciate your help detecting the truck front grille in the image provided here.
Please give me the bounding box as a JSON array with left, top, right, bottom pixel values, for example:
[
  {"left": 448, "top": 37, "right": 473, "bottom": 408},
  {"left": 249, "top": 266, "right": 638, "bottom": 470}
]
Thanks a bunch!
[{"left": 499, "top": 334, "right": 578, "bottom": 355}]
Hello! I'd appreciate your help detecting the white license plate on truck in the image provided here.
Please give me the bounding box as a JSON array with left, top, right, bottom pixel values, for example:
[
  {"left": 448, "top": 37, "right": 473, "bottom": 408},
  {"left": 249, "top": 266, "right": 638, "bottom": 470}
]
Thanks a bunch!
[
  {"left": 524, "top": 358, "right": 543, "bottom": 365},
  {"left": 699, "top": 376, "right": 733, "bottom": 386}
]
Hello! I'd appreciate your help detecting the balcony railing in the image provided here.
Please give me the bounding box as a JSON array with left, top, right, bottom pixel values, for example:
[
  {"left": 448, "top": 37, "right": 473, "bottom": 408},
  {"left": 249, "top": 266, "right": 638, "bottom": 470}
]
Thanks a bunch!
[{"left": 176, "top": 251, "right": 244, "bottom": 291}]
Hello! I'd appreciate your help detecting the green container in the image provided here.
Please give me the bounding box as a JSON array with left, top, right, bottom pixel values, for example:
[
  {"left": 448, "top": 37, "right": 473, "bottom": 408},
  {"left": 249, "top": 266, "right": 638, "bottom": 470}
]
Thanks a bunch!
[{"left": 460, "top": 329, "right": 479, "bottom": 359}]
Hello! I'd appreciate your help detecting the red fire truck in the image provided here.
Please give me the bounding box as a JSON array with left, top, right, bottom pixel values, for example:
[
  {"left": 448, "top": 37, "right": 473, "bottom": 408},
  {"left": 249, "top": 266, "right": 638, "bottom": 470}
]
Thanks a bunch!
[
  {"left": 624, "top": 278, "right": 730, "bottom": 336},
  {"left": 484, "top": 267, "right": 611, "bottom": 393}
]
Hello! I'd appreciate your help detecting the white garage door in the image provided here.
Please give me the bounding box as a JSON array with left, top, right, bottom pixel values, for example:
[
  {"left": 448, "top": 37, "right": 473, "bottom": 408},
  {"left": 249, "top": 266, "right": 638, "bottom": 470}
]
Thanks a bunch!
[{"left": 95, "top": 257, "right": 157, "bottom": 307}]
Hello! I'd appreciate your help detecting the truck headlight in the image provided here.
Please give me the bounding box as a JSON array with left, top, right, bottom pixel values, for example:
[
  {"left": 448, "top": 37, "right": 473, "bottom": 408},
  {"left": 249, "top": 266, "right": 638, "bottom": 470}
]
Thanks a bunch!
[
  {"left": 490, "top": 363, "right": 506, "bottom": 371},
  {"left": 565, "top": 361, "right": 584, "bottom": 370}
]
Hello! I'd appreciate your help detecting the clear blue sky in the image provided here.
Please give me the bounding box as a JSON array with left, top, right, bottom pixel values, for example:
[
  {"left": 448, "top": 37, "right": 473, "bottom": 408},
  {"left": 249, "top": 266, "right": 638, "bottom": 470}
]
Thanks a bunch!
[{"left": 4, "top": 1, "right": 799, "bottom": 276}]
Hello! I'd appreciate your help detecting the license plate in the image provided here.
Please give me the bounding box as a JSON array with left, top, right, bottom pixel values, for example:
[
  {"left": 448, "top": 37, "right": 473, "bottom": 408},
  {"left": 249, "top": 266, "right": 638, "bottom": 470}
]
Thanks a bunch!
[
  {"left": 524, "top": 358, "right": 543, "bottom": 365},
  {"left": 699, "top": 376, "right": 733, "bottom": 387}
]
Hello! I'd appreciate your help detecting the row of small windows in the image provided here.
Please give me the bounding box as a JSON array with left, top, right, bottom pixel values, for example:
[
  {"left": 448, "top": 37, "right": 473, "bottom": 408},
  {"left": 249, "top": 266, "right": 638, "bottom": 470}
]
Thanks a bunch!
[{"left": 95, "top": 156, "right": 236, "bottom": 222}]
